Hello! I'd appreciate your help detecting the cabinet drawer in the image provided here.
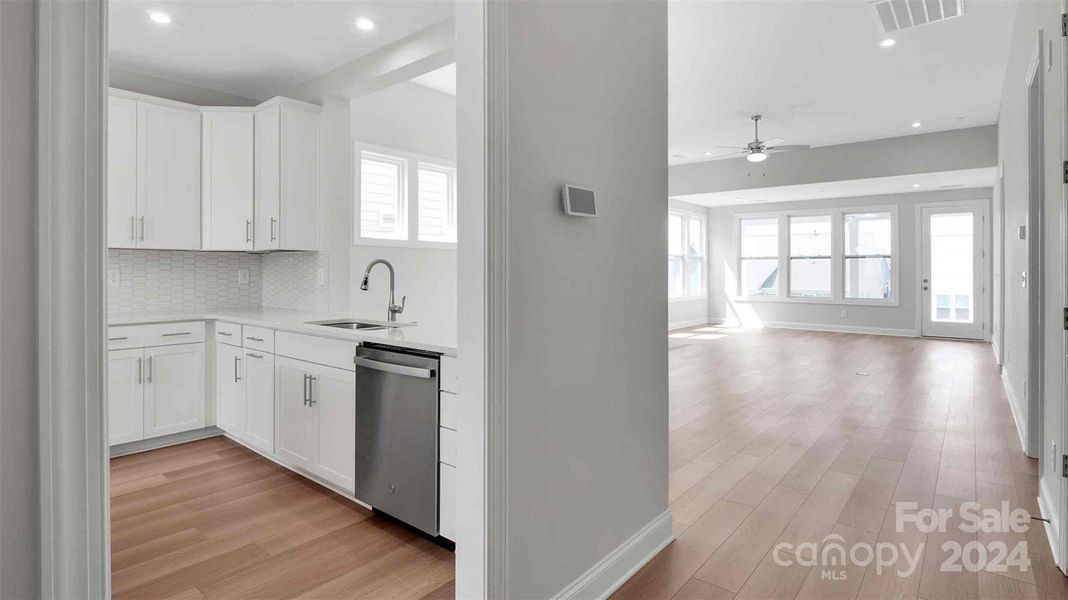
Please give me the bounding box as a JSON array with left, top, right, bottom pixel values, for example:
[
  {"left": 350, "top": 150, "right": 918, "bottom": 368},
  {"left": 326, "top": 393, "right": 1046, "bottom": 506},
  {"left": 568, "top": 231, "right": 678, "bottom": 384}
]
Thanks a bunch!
[
  {"left": 440, "top": 356, "right": 459, "bottom": 393},
  {"left": 108, "top": 321, "right": 205, "bottom": 349},
  {"left": 439, "top": 426, "right": 457, "bottom": 467},
  {"left": 243, "top": 325, "right": 274, "bottom": 353},
  {"left": 439, "top": 462, "right": 456, "bottom": 541},
  {"left": 215, "top": 321, "right": 242, "bottom": 346},
  {"left": 440, "top": 391, "right": 458, "bottom": 431},
  {"left": 275, "top": 331, "right": 356, "bottom": 372}
]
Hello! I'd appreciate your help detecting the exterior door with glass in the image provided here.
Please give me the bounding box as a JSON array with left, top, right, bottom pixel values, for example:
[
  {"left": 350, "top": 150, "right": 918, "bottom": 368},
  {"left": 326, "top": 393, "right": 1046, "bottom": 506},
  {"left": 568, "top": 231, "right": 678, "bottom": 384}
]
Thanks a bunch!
[{"left": 920, "top": 203, "right": 985, "bottom": 339}]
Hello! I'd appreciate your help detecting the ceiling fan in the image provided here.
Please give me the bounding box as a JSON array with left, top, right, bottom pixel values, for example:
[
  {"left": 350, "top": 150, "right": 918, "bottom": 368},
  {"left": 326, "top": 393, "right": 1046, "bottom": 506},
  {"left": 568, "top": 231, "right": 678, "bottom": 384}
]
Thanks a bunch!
[{"left": 710, "top": 115, "right": 810, "bottom": 162}]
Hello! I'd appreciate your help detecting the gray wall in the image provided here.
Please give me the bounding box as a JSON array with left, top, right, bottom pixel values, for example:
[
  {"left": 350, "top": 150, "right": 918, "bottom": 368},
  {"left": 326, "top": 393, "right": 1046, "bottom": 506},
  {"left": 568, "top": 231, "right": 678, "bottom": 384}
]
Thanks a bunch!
[
  {"left": 670, "top": 125, "right": 998, "bottom": 197},
  {"left": 0, "top": 1, "right": 39, "bottom": 596},
  {"left": 502, "top": 1, "right": 668, "bottom": 597},
  {"left": 996, "top": 0, "right": 1065, "bottom": 509},
  {"left": 707, "top": 188, "right": 992, "bottom": 335}
]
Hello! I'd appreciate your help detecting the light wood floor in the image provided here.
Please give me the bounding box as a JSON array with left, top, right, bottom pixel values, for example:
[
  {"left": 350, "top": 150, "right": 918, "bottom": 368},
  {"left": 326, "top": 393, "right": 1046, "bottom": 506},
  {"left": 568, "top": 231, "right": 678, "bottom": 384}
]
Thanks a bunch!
[
  {"left": 615, "top": 325, "right": 1068, "bottom": 600},
  {"left": 110, "top": 437, "right": 454, "bottom": 599}
]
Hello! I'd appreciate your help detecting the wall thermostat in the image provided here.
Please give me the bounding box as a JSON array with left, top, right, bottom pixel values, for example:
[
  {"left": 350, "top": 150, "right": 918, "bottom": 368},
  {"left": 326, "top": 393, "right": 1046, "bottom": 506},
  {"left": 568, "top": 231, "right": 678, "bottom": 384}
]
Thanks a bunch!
[{"left": 561, "top": 185, "right": 596, "bottom": 217}]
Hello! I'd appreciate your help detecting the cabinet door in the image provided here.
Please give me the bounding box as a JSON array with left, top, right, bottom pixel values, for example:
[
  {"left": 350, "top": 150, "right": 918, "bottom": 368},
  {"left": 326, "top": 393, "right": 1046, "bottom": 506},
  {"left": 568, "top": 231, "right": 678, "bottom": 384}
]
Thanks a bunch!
[
  {"left": 310, "top": 363, "right": 355, "bottom": 492},
  {"left": 275, "top": 357, "right": 315, "bottom": 471},
  {"left": 137, "top": 102, "right": 201, "bottom": 249},
  {"left": 202, "top": 111, "right": 254, "bottom": 250},
  {"left": 243, "top": 351, "right": 275, "bottom": 454},
  {"left": 215, "top": 342, "right": 245, "bottom": 437},
  {"left": 143, "top": 343, "right": 205, "bottom": 438},
  {"left": 253, "top": 104, "right": 280, "bottom": 251},
  {"left": 108, "top": 348, "right": 144, "bottom": 445},
  {"left": 108, "top": 96, "right": 138, "bottom": 249},
  {"left": 279, "top": 104, "right": 319, "bottom": 250}
]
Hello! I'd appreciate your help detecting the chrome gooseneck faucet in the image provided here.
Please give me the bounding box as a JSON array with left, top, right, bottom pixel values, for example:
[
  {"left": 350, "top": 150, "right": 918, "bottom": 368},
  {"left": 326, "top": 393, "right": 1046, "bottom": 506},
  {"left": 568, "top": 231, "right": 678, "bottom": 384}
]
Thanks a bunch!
[{"left": 361, "top": 259, "right": 406, "bottom": 322}]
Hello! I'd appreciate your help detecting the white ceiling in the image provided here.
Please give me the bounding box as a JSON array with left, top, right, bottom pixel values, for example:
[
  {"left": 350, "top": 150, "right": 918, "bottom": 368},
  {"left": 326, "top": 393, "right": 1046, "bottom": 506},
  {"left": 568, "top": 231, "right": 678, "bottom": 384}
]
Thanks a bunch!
[
  {"left": 672, "top": 167, "right": 997, "bottom": 207},
  {"left": 669, "top": 1, "right": 1016, "bottom": 165},
  {"left": 410, "top": 63, "right": 456, "bottom": 96},
  {"left": 109, "top": 0, "right": 454, "bottom": 100}
]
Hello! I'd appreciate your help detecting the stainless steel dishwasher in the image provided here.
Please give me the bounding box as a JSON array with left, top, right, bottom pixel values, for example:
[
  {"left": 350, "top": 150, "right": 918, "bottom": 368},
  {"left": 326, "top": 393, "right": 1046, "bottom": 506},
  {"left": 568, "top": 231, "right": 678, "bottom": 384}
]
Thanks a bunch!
[{"left": 353, "top": 345, "right": 441, "bottom": 536}]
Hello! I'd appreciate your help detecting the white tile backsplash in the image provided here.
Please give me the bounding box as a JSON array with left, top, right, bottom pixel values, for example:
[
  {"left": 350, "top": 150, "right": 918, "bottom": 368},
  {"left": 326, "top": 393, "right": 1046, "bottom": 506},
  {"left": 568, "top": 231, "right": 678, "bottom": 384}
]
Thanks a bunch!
[
  {"left": 263, "top": 252, "right": 330, "bottom": 311},
  {"left": 107, "top": 250, "right": 262, "bottom": 315}
]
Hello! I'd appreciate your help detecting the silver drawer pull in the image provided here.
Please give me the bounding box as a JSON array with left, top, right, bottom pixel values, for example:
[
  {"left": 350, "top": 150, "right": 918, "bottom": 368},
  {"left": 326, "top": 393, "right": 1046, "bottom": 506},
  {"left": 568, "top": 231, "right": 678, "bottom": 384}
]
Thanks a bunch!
[
  {"left": 162, "top": 332, "right": 192, "bottom": 337},
  {"left": 353, "top": 357, "right": 435, "bottom": 379},
  {"left": 108, "top": 336, "right": 128, "bottom": 341},
  {"left": 245, "top": 352, "right": 264, "bottom": 359},
  {"left": 246, "top": 336, "right": 264, "bottom": 342},
  {"left": 217, "top": 331, "right": 233, "bottom": 337}
]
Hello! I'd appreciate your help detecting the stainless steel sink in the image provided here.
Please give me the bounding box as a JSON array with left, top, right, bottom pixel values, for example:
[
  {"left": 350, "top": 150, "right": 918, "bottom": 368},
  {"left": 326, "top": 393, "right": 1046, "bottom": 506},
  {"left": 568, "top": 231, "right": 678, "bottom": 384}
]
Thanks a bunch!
[{"left": 307, "top": 319, "right": 414, "bottom": 332}]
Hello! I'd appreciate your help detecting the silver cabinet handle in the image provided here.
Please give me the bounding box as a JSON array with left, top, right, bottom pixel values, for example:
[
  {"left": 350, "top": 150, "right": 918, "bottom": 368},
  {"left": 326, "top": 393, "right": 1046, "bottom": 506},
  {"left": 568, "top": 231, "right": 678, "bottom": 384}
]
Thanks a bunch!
[
  {"left": 246, "top": 336, "right": 264, "bottom": 342},
  {"left": 353, "top": 356, "right": 435, "bottom": 379},
  {"left": 108, "top": 336, "right": 128, "bottom": 341},
  {"left": 308, "top": 376, "right": 317, "bottom": 406},
  {"left": 217, "top": 331, "right": 233, "bottom": 337},
  {"left": 302, "top": 373, "right": 310, "bottom": 406},
  {"left": 246, "top": 220, "right": 252, "bottom": 243},
  {"left": 146, "top": 356, "right": 153, "bottom": 383},
  {"left": 137, "top": 357, "right": 143, "bottom": 384},
  {"left": 162, "top": 331, "right": 192, "bottom": 337},
  {"left": 138, "top": 216, "right": 145, "bottom": 241},
  {"left": 130, "top": 215, "right": 135, "bottom": 241},
  {"left": 234, "top": 355, "right": 240, "bottom": 383},
  {"left": 245, "top": 352, "right": 263, "bottom": 359},
  {"left": 270, "top": 217, "right": 277, "bottom": 241}
]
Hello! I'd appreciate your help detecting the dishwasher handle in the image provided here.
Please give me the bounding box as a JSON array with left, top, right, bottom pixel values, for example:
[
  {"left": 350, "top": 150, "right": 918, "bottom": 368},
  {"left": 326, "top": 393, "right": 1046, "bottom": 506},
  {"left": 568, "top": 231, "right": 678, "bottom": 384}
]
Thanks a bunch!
[{"left": 353, "top": 356, "right": 435, "bottom": 379}]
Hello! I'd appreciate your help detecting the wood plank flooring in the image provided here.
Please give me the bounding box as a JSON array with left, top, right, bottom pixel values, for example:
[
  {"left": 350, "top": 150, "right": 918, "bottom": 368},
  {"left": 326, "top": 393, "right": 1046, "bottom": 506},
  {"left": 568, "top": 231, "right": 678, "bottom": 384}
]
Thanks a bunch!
[
  {"left": 615, "top": 325, "right": 1068, "bottom": 600},
  {"left": 110, "top": 438, "right": 454, "bottom": 599}
]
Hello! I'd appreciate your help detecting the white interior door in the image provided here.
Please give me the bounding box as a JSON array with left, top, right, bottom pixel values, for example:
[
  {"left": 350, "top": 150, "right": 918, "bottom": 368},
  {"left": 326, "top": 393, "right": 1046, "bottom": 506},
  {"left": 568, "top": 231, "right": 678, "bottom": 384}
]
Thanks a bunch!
[{"left": 920, "top": 203, "right": 985, "bottom": 340}]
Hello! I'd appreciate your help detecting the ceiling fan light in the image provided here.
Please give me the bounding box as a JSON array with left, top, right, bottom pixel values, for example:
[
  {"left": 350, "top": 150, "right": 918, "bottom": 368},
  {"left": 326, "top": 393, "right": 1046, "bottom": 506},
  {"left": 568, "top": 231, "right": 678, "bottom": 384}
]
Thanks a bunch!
[{"left": 746, "top": 151, "right": 767, "bottom": 163}]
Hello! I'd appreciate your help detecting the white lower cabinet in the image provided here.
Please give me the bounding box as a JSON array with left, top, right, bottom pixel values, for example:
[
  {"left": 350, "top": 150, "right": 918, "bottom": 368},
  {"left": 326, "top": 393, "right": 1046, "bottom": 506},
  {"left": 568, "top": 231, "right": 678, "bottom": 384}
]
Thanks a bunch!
[
  {"left": 275, "top": 356, "right": 355, "bottom": 493},
  {"left": 108, "top": 348, "right": 145, "bottom": 445},
  {"left": 243, "top": 350, "right": 275, "bottom": 454},
  {"left": 216, "top": 342, "right": 246, "bottom": 435},
  {"left": 107, "top": 342, "right": 205, "bottom": 445}
]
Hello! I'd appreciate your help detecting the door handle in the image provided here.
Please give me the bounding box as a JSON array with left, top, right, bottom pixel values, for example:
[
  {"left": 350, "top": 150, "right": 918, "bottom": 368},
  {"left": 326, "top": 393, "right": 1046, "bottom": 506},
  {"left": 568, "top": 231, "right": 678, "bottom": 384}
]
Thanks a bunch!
[
  {"left": 137, "top": 357, "right": 143, "bottom": 384},
  {"left": 146, "top": 356, "right": 153, "bottom": 383},
  {"left": 245, "top": 352, "right": 263, "bottom": 359},
  {"left": 162, "top": 331, "right": 192, "bottom": 337},
  {"left": 138, "top": 216, "right": 145, "bottom": 241},
  {"left": 246, "top": 220, "right": 252, "bottom": 243},
  {"left": 130, "top": 215, "right": 136, "bottom": 241},
  {"left": 353, "top": 356, "right": 435, "bottom": 379},
  {"left": 234, "top": 356, "right": 240, "bottom": 382},
  {"left": 308, "top": 376, "right": 318, "bottom": 406},
  {"left": 270, "top": 217, "right": 277, "bottom": 241},
  {"left": 303, "top": 373, "right": 310, "bottom": 406}
]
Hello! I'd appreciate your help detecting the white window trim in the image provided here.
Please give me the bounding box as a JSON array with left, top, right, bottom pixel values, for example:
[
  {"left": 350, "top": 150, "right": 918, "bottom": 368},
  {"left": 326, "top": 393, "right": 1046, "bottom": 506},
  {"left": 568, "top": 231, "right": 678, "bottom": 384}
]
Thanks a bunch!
[
  {"left": 669, "top": 207, "right": 708, "bottom": 301},
  {"left": 734, "top": 204, "right": 899, "bottom": 307},
  {"left": 353, "top": 141, "right": 458, "bottom": 250}
]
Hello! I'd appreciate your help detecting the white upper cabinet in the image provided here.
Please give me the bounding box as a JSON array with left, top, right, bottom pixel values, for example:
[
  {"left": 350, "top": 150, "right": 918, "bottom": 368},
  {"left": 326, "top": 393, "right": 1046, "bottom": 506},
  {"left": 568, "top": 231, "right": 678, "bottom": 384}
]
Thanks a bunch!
[
  {"left": 108, "top": 96, "right": 139, "bottom": 249},
  {"left": 137, "top": 100, "right": 202, "bottom": 249},
  {"left": 255, "top": 98, "right": 320, "bottom": 251},
  {"left": 202, "top": 110, "right": 254, "bottom": 250}
]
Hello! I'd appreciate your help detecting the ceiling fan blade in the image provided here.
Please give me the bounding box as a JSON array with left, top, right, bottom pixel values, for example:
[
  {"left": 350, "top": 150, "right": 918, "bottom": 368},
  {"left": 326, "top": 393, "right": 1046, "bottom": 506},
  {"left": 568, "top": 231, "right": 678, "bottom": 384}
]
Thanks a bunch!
[
  {"left": 763, "top": 137, "right": 784, "bottom": 146},
  {"left": 711, "top": 145, "right": 747, "bottom": 150},
  {"left": 766, "top": 144, "right": 810, "bottom": 153},
  {"left": 703, "top": 151, "right": 747, "bottom": 160}
]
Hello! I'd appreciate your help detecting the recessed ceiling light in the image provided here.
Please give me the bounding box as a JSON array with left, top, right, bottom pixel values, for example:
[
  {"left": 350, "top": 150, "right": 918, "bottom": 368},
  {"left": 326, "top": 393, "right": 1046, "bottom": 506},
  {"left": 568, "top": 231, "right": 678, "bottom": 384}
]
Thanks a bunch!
[
  {"left": 912, "top": 183, "right": 921, "bottom": 188},
  {"left": 355, "top": 17, "right": 375, "bottom": 31},
  {"left": 911, "top": 121, "right": 922, "bottom": 128},
  {"left": 147, "top": 10, "right": 172, "bottom": 25},
  {"left": 880, "top": 38, "right": 896, "bottom": 48}
]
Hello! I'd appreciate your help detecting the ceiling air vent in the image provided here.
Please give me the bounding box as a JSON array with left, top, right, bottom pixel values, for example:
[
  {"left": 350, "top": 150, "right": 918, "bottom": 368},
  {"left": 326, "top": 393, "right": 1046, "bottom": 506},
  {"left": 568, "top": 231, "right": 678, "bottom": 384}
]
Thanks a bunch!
[{"left": 872, "top": 0, "right": 964, "bottom": 33}]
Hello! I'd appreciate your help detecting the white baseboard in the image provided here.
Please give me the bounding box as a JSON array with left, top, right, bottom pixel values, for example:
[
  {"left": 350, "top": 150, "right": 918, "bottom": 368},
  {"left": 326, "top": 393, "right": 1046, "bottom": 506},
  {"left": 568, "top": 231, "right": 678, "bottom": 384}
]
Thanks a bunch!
[
  {"left": 992, "top": 338, "right": 1002, "bottom": 365},
  {"left": 552, "top": 510, "right": 674, "bottom": 600},
  {"left": 668, "top": 318, "right": 712, "bottom": 331},
  {"left": 1001, "top": 370, "right": 1030, "bottom": 456},
  {"left": 1037, "top": 477, "right": 1061, "bottom": 567},
  {"left": 109, "top": 426, "right": 224, "bottom": 458},
  {"left": 760, "top": 320, "right": 918, "bottom": 338}
]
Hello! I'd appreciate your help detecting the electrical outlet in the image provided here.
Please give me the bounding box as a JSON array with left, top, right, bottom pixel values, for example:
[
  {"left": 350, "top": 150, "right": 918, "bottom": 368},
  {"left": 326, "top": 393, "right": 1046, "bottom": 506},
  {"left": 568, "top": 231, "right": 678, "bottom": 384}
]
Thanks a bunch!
[
  {"left": 108, "top": 269, "right": 121, "bottom": 287},
  {"left": 237, "top": 268, "right": 250, "bottom": 285},
  {"left": 840, "top": 309, "right": 847, "bottom": 319},
  {"left": 317, "top": 268, "right": 328, "bottom": 286}
]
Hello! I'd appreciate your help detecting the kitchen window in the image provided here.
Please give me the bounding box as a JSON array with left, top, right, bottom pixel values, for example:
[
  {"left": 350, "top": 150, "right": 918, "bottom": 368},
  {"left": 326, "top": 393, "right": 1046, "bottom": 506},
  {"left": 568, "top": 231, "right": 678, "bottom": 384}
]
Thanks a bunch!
[
  {"left": 354, "top": 143, "right": 457, "bottom": 247},
  {"left": 739, "top": 217, "right": 779, "bottom": 297},
  {"left": 789, "top": 215, "right": 832, "bottom": 298},
  {"left": 669, "top": 211, "right": 706, "bottom": 299}
]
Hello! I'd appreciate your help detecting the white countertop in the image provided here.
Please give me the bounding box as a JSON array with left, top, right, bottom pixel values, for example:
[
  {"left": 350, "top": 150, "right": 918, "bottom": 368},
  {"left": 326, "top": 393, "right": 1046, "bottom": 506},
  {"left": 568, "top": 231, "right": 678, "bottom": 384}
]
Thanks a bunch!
[{"left": 108, "top": 307, "right": 458, "bottom": 356}]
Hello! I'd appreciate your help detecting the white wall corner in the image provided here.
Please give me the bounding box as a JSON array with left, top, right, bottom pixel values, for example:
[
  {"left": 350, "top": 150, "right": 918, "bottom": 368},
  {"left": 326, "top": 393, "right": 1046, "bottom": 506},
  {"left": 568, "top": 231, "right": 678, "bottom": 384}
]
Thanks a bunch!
[
  {"left": 1038, "top": 477, "right": 1061, "bottom": 566},
  {"left": 1001, "top": 370, "right": 1031, "bottom": 456},
  {"left": 551, "top": 510, "right": 674, "bottom": 600}
]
